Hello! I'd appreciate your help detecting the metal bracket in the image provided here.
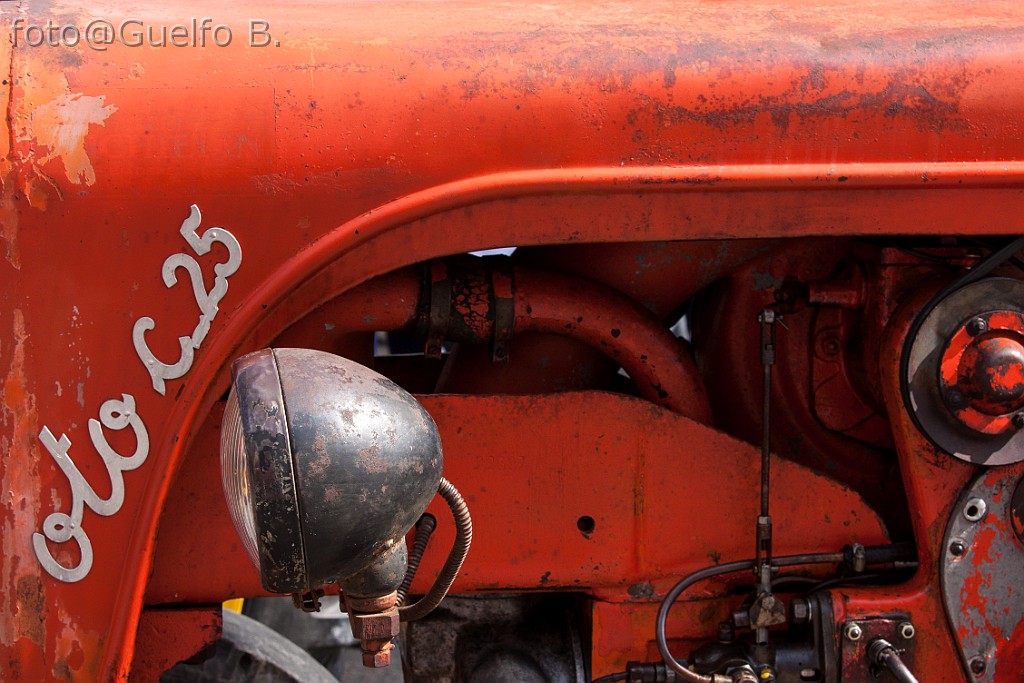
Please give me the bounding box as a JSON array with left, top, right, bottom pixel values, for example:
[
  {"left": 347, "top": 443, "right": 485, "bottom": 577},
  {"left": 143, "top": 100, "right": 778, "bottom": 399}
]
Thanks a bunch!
[
  {"left": 839, "top": 616, "right": 915, "bottom": 681},
  {"left": 491, "top": 266, "right": 514, "bottom": 363},
  {"left": 424, "top": 261, "right": 451, "bottom": 359},
  {"left": 940, "top": 468, "right": 1024, "bottom": 682}
]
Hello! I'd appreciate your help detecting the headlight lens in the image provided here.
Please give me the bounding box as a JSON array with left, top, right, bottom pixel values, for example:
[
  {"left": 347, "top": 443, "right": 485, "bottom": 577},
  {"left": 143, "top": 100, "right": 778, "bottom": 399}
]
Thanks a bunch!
[{"left": 220, "top": 387, "right": 260, "bottom": 566}]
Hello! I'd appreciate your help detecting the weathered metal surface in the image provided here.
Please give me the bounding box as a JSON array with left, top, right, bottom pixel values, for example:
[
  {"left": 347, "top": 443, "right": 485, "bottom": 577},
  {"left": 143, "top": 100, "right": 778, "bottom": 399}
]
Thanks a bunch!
[
  {"left": 263, "top": 349, "right": 441, "bottom": 592},
  {"left": 838, "top": 617, "right": 916, "bottom": 682},
  {"left": 940, "top": 468, "right": 1024, "bottom": 682},
  {"left": 3, "top": 0, "right": 1024, "bottom": 679},
  {"left": 229, "top": 349, "right": 307, "bottom": 595}
]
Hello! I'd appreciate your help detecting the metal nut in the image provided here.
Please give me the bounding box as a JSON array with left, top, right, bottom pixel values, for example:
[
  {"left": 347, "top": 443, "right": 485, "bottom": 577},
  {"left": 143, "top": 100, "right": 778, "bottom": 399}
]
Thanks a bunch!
[
  {"left": 843, "top": 622, "right": 863, "bottom": 641},
  {"left": 349, "top": 609, "right": 400, "bottom": 640},
  {"left": 898, "top": 622, "right": 915, "bottom": 640}
]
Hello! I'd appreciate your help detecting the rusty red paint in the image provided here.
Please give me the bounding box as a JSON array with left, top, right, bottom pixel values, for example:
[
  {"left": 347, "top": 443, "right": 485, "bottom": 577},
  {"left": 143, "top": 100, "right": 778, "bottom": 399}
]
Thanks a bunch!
[
  {"left": 129, "top": 608, "right": 221, "bottom": 681},
  {"left": 147, "top": 392, "right": 887, "bottom": 604},
  {"left": 2, "top": 0, "right": 1024, "bottom": 679}
]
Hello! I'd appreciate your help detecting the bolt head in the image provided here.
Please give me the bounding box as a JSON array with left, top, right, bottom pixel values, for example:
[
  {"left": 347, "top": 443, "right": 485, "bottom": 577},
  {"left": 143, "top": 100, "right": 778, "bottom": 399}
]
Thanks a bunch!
[
  {"left": 950, "top": 540, "right": 967, "bottom": 556},
  {"left": 791, "top": 598, "right": 811, "bottom": 624},
  {"left": 898, "top": 622, "right": 916, "bottom": 640},
  {"left": 970, "top": 656, "right": 986, "bottom": 675},
  {"left": 967, "top": 317, "right": 989, "bottom": 337},
  {"left": 946, "top": 389, "right": 967, "bottom": 409},
  {"left": 844, "top": 622, "right": 863, "bottom": 641}
]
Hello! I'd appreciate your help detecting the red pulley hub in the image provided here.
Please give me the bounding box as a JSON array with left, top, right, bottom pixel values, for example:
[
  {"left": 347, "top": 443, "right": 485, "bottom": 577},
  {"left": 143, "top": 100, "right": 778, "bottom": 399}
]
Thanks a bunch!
[{"left": 939, "top": 311, "right": 1024, "bottom": 434}]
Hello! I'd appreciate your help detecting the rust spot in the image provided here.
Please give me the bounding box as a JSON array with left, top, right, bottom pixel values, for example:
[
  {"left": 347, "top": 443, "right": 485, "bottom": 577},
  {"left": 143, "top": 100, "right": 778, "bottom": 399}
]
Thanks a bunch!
[
  {"left": 627, "top": 582, "right": 654, "bottom": 600},
  {"left": 1, "top": 310, "right": 43, "bottom": 650},
  {"left": 358, "top": 444, "right": 389, "bottom": 474},
  {"left": 15, "top": 574, "right": 45, "bottom": 646}
]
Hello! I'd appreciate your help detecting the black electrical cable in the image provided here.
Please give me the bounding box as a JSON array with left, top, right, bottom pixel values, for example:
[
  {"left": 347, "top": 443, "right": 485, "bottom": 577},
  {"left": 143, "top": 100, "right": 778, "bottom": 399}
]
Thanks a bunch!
[
  {"left": 892, "top": 245, "right": 955, "bottom": 264},
  {"left": 399, "top": 478, "right": 472, "bottom": 622},
  {"left": 656, "top": 552, "right": 844, "bottom": 683},
  {"left": 805, "top": 572, "right": 885, "bottom": 593},
  {"left": 591, "top": 673, "right": 628, "bottom": 683}
]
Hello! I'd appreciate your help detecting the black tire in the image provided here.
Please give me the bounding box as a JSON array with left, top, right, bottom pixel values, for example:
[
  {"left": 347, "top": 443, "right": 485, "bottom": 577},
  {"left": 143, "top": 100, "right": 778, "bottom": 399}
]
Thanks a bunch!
[{"left": 161, "top": 609, "right": 338, "bottom": 683}]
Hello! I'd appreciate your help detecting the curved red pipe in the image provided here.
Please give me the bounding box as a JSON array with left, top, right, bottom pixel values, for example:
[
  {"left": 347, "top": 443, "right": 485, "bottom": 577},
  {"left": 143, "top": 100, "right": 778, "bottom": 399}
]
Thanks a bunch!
[
  {"left": 512, "top": 270, "right": 710, "bottom": 421},
  {"left": 293, "top": 263, "right": 710, "bottom": 422}
]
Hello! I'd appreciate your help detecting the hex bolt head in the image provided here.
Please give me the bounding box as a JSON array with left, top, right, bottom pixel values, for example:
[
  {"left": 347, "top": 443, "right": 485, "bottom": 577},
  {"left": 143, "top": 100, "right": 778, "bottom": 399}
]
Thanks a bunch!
[
  {"left": 970, "top": 656, "right": 987, "bottom": 676},
  {"left": 950, "top": 540, "right": 967, "bottom": 556},
  {"left": 967, "top": 317, "right": 989, "bottom": 337},
  {"left": 791, "top": 598, "right": 812, "bottom": 624},
  {"left": 898, "top": 622, "right": 916, "bottom": 640},
  {"left": 844, "top": 622, "right": 863, "bottom": 641},
  {"left": 946, "top": 389, "right": 966, "bottom": 409}
]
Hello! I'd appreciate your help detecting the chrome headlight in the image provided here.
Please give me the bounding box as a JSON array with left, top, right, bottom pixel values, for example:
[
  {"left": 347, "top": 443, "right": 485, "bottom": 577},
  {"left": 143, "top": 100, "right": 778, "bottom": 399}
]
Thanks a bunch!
[{"left": 219, "top": 348, "right": 443, "bottom": 595}]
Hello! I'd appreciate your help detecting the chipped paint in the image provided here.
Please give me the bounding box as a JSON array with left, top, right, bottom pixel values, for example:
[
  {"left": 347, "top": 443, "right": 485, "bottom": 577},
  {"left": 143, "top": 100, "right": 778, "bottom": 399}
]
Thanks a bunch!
[
  {"left": 3, "top": 46, "right": 117, "bottom": 266},
  {"left": 0, "top": 311, "right": 43, "bottom": 650},
  {"left": 30, "top": 93, "right": 116, "bottom": 186}
]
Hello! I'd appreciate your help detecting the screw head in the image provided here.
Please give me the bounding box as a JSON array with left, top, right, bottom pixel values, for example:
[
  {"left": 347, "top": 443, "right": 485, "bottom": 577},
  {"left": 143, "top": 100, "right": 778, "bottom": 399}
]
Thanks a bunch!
[
  {"left": 946, "top": 389, "right": 967, "bottom": 408},
  {"left": 950, "top": 540, "right": 967, "bottom": 556},
  {"left": 898, "top": 622, "right": 916, "bottom": 640},
  {"left": 970, "top": 656, "right": 986, "bottom": 676},
  {"left": 967, "top": 317, "right": 989, "bottom": 337},
  {"left": 844, "top": 622, "right": 863, "bottom": 641}
]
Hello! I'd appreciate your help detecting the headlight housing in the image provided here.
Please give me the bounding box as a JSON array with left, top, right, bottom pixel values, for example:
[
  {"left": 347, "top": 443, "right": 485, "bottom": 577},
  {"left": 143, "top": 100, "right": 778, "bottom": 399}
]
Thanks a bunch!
[{"left": 220, "top": 348, "right": 443, "bottom": 595}]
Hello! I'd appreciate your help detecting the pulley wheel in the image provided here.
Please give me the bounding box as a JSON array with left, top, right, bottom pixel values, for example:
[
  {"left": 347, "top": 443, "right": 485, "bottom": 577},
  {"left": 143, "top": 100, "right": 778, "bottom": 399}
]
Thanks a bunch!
[{"left": 904, "top": 277, "right": 1024, "bottom": 465}]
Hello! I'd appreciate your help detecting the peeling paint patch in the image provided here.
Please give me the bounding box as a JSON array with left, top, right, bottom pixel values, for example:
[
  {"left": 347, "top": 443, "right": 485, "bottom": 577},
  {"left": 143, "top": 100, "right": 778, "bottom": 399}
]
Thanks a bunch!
[{"left": 30, "top": 93, "right": 117, "bottom": 186}]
